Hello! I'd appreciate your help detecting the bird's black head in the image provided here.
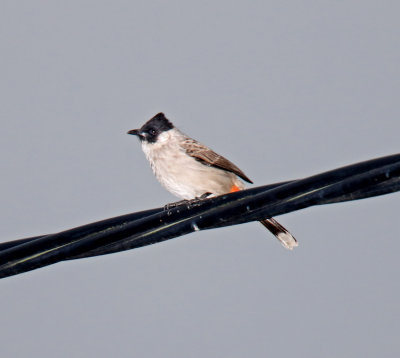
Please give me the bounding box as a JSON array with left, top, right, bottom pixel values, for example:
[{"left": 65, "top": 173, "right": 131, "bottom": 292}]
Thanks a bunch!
[{"left": 127, "top": 113, "right": 174, "bottom": 143}]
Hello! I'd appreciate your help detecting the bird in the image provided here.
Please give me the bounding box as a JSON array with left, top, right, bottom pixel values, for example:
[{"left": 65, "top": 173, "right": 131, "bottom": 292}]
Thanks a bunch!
[{"left": 127, "top": 112, "right": 298, "bottom": 250}]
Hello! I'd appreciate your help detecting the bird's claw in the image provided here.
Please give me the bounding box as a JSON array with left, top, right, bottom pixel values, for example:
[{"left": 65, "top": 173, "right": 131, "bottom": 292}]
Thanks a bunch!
[
  {"left": 164, "top": 200, "right": 188, "bottom": 211},
  {"left": 164, "top": 193, "right": 212, "bottom": 211}
]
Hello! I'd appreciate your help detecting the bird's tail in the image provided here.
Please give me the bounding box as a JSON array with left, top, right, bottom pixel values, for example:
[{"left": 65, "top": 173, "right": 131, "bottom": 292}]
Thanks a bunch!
[{"left": 259, "top": 218, "right": 298, "bottom": 250}]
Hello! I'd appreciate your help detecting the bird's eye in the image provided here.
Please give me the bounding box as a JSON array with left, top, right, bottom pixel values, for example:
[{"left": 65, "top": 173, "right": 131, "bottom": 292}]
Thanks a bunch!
[{"left": 149, "top": 129, "right": 156, "bottom": 136}]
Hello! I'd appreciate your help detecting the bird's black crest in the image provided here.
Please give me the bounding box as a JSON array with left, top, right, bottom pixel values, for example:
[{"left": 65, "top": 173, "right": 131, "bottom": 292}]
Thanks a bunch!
[
  {"left": 138, "top": 112, "right": 174, "bottom": 143},
  {"left": 143, "top": 113, "right": 174, "bottom": 132}
]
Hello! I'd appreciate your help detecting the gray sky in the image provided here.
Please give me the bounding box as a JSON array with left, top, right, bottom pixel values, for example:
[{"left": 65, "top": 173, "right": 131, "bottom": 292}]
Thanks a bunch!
[{"left": 1, "top": 1, "right": 400, "bottom": 357}]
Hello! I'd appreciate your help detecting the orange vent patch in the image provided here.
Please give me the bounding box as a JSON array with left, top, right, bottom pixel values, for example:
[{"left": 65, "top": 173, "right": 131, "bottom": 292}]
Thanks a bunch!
[{"left": 230, "top": 185, "right": 241, "bottom": 193}]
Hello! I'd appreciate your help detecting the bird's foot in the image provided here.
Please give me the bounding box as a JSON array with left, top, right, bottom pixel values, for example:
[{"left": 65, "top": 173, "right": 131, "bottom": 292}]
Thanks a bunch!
[
  {"left": 164, "top": 200, "right": 189, "bottom": 211},
  {"left": 184, "top": 193, "right": 213, "bottom": 208},
  {"left": 164, "top": 193, "right": 212, "bottom": 211}
]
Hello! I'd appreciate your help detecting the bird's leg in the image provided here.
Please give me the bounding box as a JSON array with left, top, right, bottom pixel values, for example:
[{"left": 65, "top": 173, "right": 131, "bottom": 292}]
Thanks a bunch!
[
  {"left": 164, "top": 193, "right": 213, "bottom": 211},
  {"left": 185, "top": 192, "right": 213, "bottom": 208},
  {"left": 164, "top": 200, "right": 189, "bottom": 211},
  {"left": 199, "top": 192, "right": 213, "bottom": 199}
]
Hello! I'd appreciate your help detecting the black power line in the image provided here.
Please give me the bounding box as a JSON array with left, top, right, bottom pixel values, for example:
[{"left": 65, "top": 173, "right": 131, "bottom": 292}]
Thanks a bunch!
[{"left": 1, "top": 153, "right": 399, "bottom": 279}]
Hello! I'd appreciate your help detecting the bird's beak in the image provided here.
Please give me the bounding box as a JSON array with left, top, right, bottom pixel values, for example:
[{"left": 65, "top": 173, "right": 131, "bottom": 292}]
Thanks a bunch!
[
  {"left": 127, "top": 128, "right": 146, "bottom": 141},
  {"left": 127, "top": 129, "right": 140, "bottom": 136}
]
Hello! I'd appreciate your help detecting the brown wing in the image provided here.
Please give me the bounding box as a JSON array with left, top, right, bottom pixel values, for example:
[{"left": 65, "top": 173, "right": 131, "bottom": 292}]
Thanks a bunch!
[{"left": 182, "top": 138, "right": 253, "bottom": 183}]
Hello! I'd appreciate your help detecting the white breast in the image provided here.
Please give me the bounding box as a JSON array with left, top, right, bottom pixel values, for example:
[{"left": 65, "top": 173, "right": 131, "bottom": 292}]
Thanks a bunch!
[{"left": 141, "top": 130, "right": 243, "bottom": 199}]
